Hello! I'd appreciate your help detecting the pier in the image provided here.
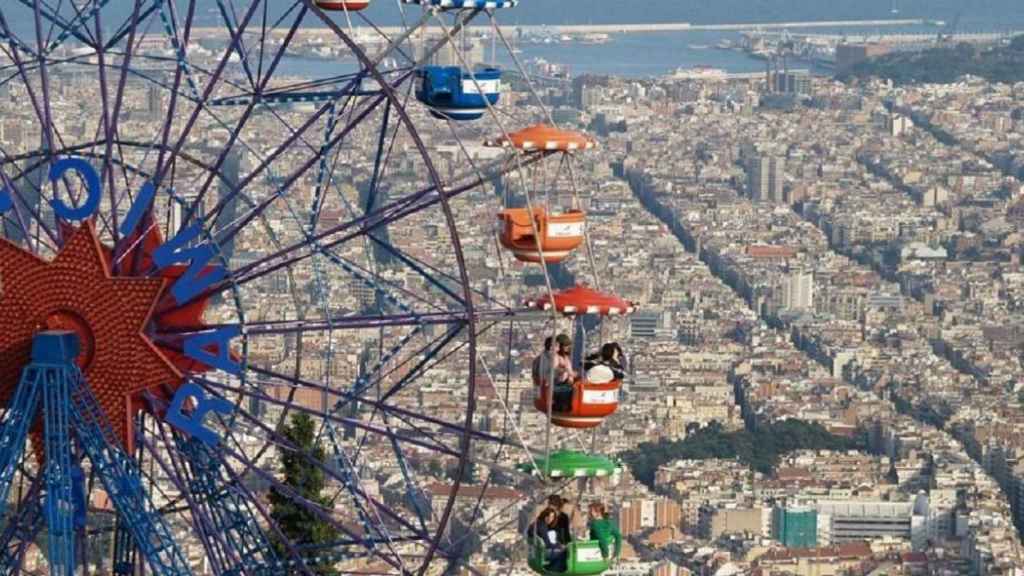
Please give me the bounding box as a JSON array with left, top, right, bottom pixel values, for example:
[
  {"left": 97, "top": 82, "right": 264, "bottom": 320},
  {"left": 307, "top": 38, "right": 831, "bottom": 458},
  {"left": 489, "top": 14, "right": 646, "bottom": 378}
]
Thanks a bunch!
[{"left": 190, "top": 19, "right": 935, "bottom": 40}]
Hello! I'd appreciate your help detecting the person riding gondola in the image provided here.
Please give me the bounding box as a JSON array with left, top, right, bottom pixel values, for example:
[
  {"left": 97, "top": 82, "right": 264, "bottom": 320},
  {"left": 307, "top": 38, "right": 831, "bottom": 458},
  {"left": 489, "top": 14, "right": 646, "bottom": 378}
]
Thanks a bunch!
[
  {"left": 529, "top": 507, "right": 568, "bottom": 573},
  {"left": 533, "top": 334, "right": 576, "bottom": 412},
  {"left": 586, "top": 502, "right": 622, "bottom": 564},
  {"left": 547, "top": 494, "right": 573, "bottom": 546},
  {"left": 583, "top": 342, "right": 625, "bottom": 384}
]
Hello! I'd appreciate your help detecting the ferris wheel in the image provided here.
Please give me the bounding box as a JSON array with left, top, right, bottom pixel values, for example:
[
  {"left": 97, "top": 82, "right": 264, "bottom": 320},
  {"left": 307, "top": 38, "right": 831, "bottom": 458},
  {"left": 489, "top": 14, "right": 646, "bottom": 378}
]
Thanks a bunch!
[{"left": 0, "top": 1, "right": 634, "bottom": 575}]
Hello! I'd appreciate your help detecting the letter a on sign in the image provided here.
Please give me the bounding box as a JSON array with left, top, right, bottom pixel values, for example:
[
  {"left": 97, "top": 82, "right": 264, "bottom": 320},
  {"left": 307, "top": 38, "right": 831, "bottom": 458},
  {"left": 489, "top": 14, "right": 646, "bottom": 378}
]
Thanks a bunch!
[
  {"left": 166, "top": 382, "right": 234, "bottom": 447},
  {"left": 184, "top": 326, "right": 242, "bottom": 376}
]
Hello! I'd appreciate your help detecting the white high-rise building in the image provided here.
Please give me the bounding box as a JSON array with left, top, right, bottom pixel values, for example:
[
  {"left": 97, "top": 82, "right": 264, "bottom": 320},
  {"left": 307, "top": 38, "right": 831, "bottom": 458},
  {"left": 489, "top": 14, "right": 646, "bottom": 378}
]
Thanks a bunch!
[
  {"left": 747, "top": 155, "right": 786, "bottom": 204},
  {"left": 781, "top": 271, "right": 814, "bottom": 312},
  {"left": 886, "top": 112, "right": 913, "bottom": 137}
]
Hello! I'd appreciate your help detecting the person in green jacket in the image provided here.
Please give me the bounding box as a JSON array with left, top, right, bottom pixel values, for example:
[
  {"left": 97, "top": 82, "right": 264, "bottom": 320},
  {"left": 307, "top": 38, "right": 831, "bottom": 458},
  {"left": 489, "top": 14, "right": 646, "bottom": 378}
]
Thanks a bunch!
[{"left": 587, "top": 502, "right": 621, "bottom": 561}]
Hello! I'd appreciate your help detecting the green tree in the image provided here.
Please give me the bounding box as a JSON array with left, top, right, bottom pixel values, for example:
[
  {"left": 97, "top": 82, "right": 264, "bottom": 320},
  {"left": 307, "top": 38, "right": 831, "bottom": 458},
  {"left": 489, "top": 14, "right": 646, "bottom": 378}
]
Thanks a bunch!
[
  {"left": 268, "top": 413, "right": 340, "bottom": 575},
  {"left": 621, "top": 419, "right": 865, "bottom": 488},
  {"left": 427, "top": 459, "right": 445, "bottom": 479},
  {"left": 446, "top": 459, "right": 478, "bottom": 484},
  {"left": 442, "top": 517, "right": 482, "bottom": 575}
]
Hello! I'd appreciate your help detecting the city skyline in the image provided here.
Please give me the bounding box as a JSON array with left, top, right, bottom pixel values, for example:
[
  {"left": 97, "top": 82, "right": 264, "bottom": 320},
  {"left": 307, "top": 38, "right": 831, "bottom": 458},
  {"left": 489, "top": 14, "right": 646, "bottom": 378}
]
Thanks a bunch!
[{"left": 0, "top": 1, "right": 1023, "bottom": 576}]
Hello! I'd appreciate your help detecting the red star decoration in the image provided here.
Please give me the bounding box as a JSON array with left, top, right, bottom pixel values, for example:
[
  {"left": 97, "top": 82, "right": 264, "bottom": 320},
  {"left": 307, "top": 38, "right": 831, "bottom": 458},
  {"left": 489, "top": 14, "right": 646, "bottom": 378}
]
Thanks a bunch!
[{"left": 0, "top": 220, "right": 215, "bottom": 453}]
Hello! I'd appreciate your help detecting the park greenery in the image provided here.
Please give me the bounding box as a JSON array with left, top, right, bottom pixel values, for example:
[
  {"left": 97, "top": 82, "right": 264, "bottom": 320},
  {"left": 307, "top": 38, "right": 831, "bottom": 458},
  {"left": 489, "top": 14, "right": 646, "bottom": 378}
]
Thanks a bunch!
[
  {"left": 621, "top": 420, "right": 866, "bottom": 488},
  {"left": 268, "top": 412, "right": 341, "bottom": 575},
  {"left": 842, "top": 35, "right": 1024, "bottom": 85}
]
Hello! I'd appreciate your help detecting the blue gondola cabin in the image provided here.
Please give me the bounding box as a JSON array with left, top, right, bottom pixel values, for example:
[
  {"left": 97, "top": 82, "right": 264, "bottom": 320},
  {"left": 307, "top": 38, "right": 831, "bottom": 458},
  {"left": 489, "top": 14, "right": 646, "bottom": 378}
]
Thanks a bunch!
[{"left": 416, "top": 66, "right": 501, "bottom": 121}]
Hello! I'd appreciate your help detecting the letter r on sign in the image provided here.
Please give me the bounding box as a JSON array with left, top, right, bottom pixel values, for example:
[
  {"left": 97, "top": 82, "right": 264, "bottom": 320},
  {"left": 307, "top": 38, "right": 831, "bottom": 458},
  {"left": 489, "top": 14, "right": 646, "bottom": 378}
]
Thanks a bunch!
[{"left": 166, "top": 382, "right": 234, "bottom": 447}]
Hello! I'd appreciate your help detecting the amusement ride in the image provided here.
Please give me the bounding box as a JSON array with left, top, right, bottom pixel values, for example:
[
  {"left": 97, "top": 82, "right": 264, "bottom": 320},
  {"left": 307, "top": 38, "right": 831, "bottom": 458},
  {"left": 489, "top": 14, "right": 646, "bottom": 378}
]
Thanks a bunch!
[{"left": 0, "top": 1, "right": 636, "bottom": 574}]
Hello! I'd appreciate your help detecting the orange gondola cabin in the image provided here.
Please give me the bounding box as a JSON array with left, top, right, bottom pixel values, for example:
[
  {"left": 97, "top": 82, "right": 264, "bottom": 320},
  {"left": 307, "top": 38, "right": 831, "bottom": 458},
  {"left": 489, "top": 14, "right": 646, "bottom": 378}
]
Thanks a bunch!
[
  {"left": 498, "top": 207, "right": 585, "bottom": 264},
  {"left": 528, "top": 286, "right": 636, "bottom": 429}
]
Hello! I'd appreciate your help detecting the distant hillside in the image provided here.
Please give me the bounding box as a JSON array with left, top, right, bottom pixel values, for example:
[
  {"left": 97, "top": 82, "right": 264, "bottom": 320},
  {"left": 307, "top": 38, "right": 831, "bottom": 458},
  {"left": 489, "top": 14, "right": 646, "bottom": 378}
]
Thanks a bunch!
[
  {"left": 841, "top": 35, "right": 1024, "bottom": 85},
  {"left": 620, "top": 419, "right": 865, "bottom": 488}
]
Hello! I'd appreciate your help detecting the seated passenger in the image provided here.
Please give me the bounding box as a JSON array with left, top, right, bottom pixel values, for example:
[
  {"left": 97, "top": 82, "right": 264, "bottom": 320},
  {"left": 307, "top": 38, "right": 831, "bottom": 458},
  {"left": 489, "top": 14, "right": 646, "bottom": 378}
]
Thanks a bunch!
[
  {"left": 531, "top": 337, "right": 554, "bottom": 387},
  {"left": 584, "top": 342, "right": 626, "bottom": 382},
  {"left": 534, "top": 334, "right": 576, "bottom": 412},
  {"left": 547, "top": 494, "right": 573, "bottom": 546},
  {"left": 586, "top": 502, "right": 622, "bottom": 563},
  {"left": 529, "top": 507, "right": 567, "bottom": 572}
]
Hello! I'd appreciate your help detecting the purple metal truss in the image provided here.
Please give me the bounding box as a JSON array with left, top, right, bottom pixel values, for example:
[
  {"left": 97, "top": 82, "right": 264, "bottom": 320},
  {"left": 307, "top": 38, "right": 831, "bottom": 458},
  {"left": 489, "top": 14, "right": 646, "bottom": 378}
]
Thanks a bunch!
[{"left": 0, "top": 1, "right": 528, "bottom": 573}]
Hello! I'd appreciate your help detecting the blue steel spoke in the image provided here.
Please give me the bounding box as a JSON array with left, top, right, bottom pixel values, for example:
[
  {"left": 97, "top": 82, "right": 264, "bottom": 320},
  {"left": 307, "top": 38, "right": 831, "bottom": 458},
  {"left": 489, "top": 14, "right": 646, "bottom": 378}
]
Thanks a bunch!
[
  {"left": 0, "top": 16, "right": 114, "bottom": 241},
  {"left": 232, "top": 79, "right": 461, "bottom": 323},
  {"left": 386, "top": 423, "right": 430, "bottom": 532},
  {"left": 367, "top": 234, "right": 467, "bottom": 305},
  {"left": 209, "top": 151, "right": 548, "bottom": 300},
  {"left": 38, "top": 0, "right": 114, "bottom": 53},
  {"left": 230, "top": 369, "right": 470, "bottom": 457},
  {"left": 152, "top": 0, "right": 196, "bottom": 186},
  {"left": 157, "top": 73, "right": 400, "bottom": 294},
  {"left": 103, "top": 0, "right": 163, "bottom": 51},
  {"left": 170, "top": 424, "right": 320, "bottom": 576},
  {"left": 195, "top": 377, "right": 459, "bottom": 458},
  {"left": 0, "top": 21, "right": 36, "bottom": 58},
  {"left": 214, "top": 0, "right": 258, "bottom": 92},
  {"left": 312, "top": 426, "right": 386, "bottom": 559},
  {"left": 255, "top": 0, "right": 270, "bottom": 85},
  {"left": 185, "top": 73, "right": 420, "bottom": 259},
  {"left": 91, "top": 2, "right": 121, "bottom": 244},
  {"left": 31, "top": 0, "right": 59, "bottom": 162},
  {"left": 207, "top": 405, "right": 429, "bottom": 558},
  {"left": 0, "top": 151, "right": 76, "bottom": 250},
  {"left": 174, "top": 2, "right": 310, "bottom": 232},
  {"left": 308, "top": 99, "right": 346, "bottom": 232},
  {"left": 151, "top": 0, "right": 269, "bottom": 196},
  {"left": 158, "top": 0, "right": 202, "bottom": 101},
  {"left": 158, "top": 308, "right": 530, "bottom": 337}
]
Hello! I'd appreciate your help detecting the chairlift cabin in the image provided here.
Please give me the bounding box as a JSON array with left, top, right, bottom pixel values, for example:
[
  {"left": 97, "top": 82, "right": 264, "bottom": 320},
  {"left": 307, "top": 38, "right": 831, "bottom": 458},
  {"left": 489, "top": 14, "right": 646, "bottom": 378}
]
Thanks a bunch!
[
  {"left": 528, "top": 286, "right": 635, "bottom": 428},
  {"left": 314, "top": 0, "right": 371, "bottom": 11},
  {"left": 498, "top": 207, "right": 585, "bottom": 264},
  {"left": 485, "top": 124, "right": 597, "bottom": 152},
  {"left": 416, "top": 66, "right": 501, "bottom": 121}
]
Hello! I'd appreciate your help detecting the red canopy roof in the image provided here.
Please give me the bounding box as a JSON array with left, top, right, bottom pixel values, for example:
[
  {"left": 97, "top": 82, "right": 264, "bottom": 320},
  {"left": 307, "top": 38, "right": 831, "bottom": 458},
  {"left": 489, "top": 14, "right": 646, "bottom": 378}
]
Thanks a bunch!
[{"left": 525, "top": 285, "right": 636, "bottom": 316}]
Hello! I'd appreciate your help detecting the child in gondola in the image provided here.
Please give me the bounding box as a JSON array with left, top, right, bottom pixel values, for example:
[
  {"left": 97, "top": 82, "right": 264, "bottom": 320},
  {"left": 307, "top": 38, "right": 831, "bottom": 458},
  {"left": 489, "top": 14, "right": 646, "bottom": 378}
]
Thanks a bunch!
[{"left": 587, "top": 502, "right": 621, "bottom": 563}]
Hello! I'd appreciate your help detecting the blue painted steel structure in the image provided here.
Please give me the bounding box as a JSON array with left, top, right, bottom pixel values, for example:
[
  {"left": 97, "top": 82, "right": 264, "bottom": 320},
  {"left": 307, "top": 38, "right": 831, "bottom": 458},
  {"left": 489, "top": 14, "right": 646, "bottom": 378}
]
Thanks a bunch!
[
  {"left": 0, "top": 332, "right": 193, "bottom": 576},
  {"left": 174, "top": 435, "right": 284, "bottom": 575}
]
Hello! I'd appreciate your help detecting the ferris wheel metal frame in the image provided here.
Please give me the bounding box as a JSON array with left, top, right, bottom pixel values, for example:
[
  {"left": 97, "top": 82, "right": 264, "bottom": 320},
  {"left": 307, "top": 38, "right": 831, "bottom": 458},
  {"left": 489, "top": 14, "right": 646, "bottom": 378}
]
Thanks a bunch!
[{"left": 0, "top": 1, "right": 619, "bottom": 575}]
